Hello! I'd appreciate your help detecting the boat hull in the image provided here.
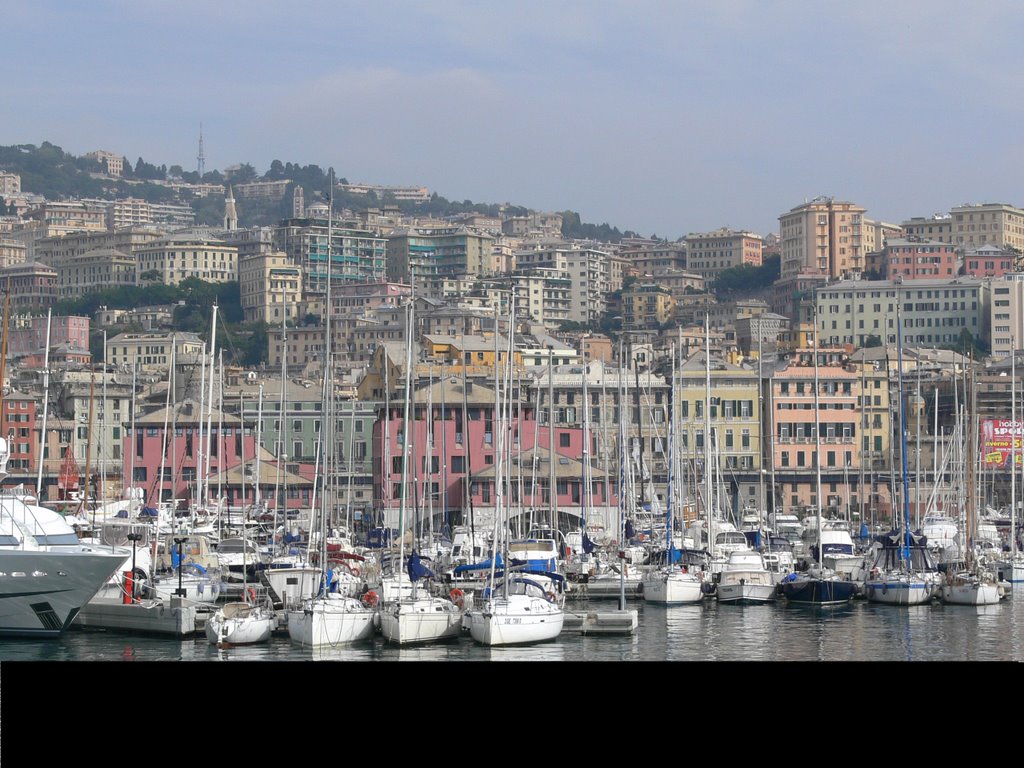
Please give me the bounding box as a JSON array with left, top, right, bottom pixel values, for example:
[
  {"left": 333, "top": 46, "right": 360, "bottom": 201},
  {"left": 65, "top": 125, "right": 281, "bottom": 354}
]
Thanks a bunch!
[
  {"left": 716, "top": 583, "right": 776, "bottom": 604},
  {"left": 287, "top": 596, "right": 375, "bottom": 647},
  {"left": 468, "top": 597, "right": 564, "bottom": 646},
  {"left": 941, "top": 582, "right": 1001, "bottom": 606},
  {"left": 780, "top": 577, "right": 856, "bottom": 606},
  {"left": 205, "top": 611, "right": 274, "bottom": 645},
  {"left": 642, "top": 573, "right": 704, "bottom": 604},
  {"left": 379, "top": 598, "right": 463, "bottom": 645},
  {"left": 0, "top": 549, "right": 125, "bottom": 636},
  {"left": 864, "top": 578, "right": 933, "bottom": 605}
]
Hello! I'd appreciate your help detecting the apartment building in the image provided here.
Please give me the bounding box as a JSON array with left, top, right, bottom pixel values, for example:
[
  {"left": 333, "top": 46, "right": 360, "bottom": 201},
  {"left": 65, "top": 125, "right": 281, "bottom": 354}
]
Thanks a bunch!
[{"left": 779, "top": 197, "right": 866, "bottom": 280}]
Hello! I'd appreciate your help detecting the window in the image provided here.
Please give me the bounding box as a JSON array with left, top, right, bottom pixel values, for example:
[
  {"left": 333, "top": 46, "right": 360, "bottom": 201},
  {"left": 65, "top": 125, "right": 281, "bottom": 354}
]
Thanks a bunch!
[
  {"left": 451, "top": 455, "right": 465, "bottom": 473},
  {"left": 559, "top": 433, "right": 570, "bottom": 447}
]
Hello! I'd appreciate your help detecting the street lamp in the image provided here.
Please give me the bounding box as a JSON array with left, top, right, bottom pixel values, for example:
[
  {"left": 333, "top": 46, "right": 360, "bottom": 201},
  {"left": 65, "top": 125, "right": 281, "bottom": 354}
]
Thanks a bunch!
[
  {"left": 126, "top": 532, "right": 143, "bottom": 602},
  {"left": 173, "top": 537, "right": 187, "bottom": 597}
]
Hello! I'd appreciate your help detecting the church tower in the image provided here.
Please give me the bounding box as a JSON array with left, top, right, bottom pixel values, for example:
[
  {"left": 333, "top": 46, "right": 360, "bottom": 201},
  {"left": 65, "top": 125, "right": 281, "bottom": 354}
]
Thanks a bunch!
[{"left": 224, "top": 186, "right": 238, "bottom": 230}]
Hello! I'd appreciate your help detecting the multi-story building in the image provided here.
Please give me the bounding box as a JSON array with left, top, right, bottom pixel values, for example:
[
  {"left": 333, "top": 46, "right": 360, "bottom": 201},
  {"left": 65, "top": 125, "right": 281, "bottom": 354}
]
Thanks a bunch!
[
  {"left": 779, "top": 197, "right": 866, "bottom": 280},
  {"left": 0, "top": 261, "right": 57, "bottom": 310},
  {"left": 964, "top": 244, "right": 1016, "bottom": 278},
  {"left": 26, "top": 201, "right": 107, "bottom": 235},
  {"left": 1, "top": 390, "right": 40, "bottom": 478},
  {"left": 337, "top": 182, "right": 430, "bottom": 202},
  {"left": 607, "top": 253, "right": 631, "bottom": 293},
  {"left": 135, "top": 232, "right": 238, "bottom": 285},
  {"left": 901, "top": 214, "right": 953, "bottom": 245},
  {"left": 238, "top": 251, "right": 303, "bottom": 324},
  {"left": 56, "top": 247, "right": 136, "bottom": 296},
  {"left": 507, "top": 269, "right": 572, "bottom": 327},
  {"left": 767, "top": 349, "right": 884, "bottom": 519},
  {"left": 950, "top": 202, "right": 1024, "bottom": 252},
  {"left": 769, "top": 269, "right": 829, "bottom": 325},
  {"left": 815, "top": 277, "right": 988, "bottom": 349},
  {"left": 233, "top": 179, "right": 292, "bottom": 202},
  {"left": 0, "top": 238, "right": 26, "bottom": 268},
  {"left": 124, "top": 398, "right": 257, "bottom": 507},
  {"left": 0, "top": 172, "right": 21, "bottom": 197},
  {"left": 989, "top": 274, "right": 1024, "bottom": 356},
  {"left": 7, "top": 315, "right": 89, "bottom": 358},
  {"left": 83, "top": 150, "right": 124, "bottom": 176},
  {"left": 106, "top": 332, "right": 204, "bottom": 373},
  {"left": 884, "top": 238, "right": 957, "bottom": 280},
  {"left": 35, "top": 227, "right": 161, "bottom": 269},
  {"left": 276, "top": 217, "right": 387, "bottom": 292},
  {"left": 622, "top": 243, "right": 688, "bottom": 277},
  {"left": 684, "top": 228, "right": 763, "bottom": 280},
  {"left": 514, "top": 242, "right": 609, "bottom": 325},
  {"left": 623, "top": 283, "right": 676, "bottom": 330},
  {"left": 387, "top": 226, "right": 495, "bottom": 284},
  {"left": 862, "top": 218, "right": 903, "bottom": 254}
]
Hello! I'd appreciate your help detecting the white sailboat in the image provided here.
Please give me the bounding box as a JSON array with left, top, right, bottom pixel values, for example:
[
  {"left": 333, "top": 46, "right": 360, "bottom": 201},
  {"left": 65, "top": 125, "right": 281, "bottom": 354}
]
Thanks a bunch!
[
  {"left": 380, "top": 300, "right": 462, "bottom": 645},
  {"left": 864, "top": 298, "right": 940, "bottom": 606},
  {"left": 644, "top": 342, "right": 703, "bottom": 605},
  {"left": 206, "top": 383, "right": 274, "bottom": 646},
  {"left": 287, "top": 172, "right": 375, "bottom": 648},
  {"left": 467, "top": 299, "right": 563, "bottom": 646}
]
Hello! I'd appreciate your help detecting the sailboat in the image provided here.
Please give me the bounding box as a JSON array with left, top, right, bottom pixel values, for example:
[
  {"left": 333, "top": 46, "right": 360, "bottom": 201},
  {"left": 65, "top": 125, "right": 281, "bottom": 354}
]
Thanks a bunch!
[
  {"left": 206, "top": 383, "right": 274, "bottom": 646},
  {"left": 643, "top": 342, "right": 704, "bottom": 605},
  {"left": 466, "top": 300, "right": 564, "bottom": 646},
  {"left": 941, "top": 367, "right": 1001, "bottom": 605},
  {"left": 287, "top": 172, "right": 375, "bottom": 648},
  {"left": 780, "top": 321, "right": 856, "bottom": 606},
  {"left": 864, "top": 297, "right": 941, "bottom": 606},
  {"left": 379, "top": 301, "right": 462, "bottom": 645}
]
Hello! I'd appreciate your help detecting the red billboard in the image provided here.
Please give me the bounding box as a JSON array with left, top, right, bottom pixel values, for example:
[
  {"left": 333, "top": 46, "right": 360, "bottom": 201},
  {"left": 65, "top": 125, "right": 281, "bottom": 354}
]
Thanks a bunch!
[{"left": 981, "top": 419, "right": 1024, "bottom": 468}]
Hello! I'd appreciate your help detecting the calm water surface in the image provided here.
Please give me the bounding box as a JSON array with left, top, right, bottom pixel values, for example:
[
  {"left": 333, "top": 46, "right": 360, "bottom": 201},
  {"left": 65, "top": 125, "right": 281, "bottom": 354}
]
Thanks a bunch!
[{"left": 1, "top": 595, "right": 1022, "bottom": 662}]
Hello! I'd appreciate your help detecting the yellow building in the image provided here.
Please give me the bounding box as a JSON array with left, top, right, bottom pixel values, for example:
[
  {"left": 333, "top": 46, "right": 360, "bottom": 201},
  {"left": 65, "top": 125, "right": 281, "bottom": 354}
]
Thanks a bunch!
[
  {"left": 779, "top": 197, "right": 866, "bottom": 280},
  {"left": 239, "top": 251, "right": 302, "bottom": 324},
  {"left": 623, "top": 283, "right": 676, "bottom": 330},
  {"left": 136, "top": 232, "right": 238, "bottom": 285}
]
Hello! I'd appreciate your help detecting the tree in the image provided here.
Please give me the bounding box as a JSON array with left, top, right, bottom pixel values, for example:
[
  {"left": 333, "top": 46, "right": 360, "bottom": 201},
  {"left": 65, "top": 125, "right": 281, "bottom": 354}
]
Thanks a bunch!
[
  {"left": 139, "top": 269, "right": 161, "bottom": 282},
  {"left": 863, "top": 334, "right": 883, "bottom": 348}
]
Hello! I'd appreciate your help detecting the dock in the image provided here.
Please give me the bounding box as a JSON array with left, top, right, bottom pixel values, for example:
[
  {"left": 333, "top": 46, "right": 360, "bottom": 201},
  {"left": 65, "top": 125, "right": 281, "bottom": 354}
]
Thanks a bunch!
[
  {"left": 562, "top": 608, "right": 639, "bottom": 635},
  {"left": 73, "top": 596, "right": 203, "bottom": 637}
]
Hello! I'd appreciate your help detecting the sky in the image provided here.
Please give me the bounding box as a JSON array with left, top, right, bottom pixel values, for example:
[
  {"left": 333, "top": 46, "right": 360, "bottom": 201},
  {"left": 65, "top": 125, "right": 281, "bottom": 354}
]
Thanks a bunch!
[{"left": 5, "top": 1, "right": 1024, "bottom": 239}]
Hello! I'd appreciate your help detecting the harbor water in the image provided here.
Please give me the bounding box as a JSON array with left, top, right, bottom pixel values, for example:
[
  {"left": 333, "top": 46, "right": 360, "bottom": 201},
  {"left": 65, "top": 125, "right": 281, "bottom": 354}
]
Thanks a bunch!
[{"left": 3, "top": 596, "right": 1023, "bottom": 662}]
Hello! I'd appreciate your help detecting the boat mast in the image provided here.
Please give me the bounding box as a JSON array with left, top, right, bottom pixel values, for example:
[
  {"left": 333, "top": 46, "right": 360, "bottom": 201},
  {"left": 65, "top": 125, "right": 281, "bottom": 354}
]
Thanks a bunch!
[
  {"left": 896, "top": 289, "right": 912, "bottom": 567},
  {"left": 273, "top": 313, "right": 286, "bottom": 547},
  {"left": 812, "top": 307, "right": 823, "bottom": 560},
  {"left": 705, "top": 314, "right": 714, "bottom": 561},
  {"left": 547, "top": 344, "right": 556, "bottom": 531},
  {"left": 1013, "top": 338, "right": 1017, "bottom": 560},
  {"left": 204, "top": 305, "right": 218, "bottom": 512},
  {"left": 398, "top": 300, "right": 414, "bottom": 593},
  {"left": 35, "top": 309, "right": 52, "bottom": 500}
]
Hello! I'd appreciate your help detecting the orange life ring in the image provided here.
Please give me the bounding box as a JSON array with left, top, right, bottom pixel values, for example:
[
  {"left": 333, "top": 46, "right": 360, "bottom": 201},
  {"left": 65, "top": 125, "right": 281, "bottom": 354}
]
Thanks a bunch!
[
  {"left": 361, "top": 590, "right": 379, "bottom": 607},
  {"left": 546, "top": 591, "right": 557, "bottom": 603},
  {"left": 246, "top": 587, "right": 257, "bottom": 604},
  {"left": 449, "top": 588, "right": 465, "bottom": 609},
  {"left": 349, "top": 564, "right": 361, "bottom": 577}
]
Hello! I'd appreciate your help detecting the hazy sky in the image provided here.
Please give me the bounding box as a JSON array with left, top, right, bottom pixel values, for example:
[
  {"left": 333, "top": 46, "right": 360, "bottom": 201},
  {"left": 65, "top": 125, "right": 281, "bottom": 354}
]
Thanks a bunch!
[{"left": 5, "top": 1, "right": 1024, "bottom": 238}]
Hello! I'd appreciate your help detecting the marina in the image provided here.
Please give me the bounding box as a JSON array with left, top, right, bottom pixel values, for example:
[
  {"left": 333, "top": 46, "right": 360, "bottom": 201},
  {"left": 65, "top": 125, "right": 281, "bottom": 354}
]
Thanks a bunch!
[{"left": 3, "top": 597, "right": 1022, "bottom": 662}]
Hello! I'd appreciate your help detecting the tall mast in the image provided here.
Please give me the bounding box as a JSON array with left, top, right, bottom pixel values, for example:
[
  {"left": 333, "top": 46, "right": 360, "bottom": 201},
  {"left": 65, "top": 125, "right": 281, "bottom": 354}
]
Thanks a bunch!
[
  {"left": 35, "top": 309, "right": 52, "bottom": 500},
  {"left": 547, "top": 345, "right": 556, "bottom": 530},
  {"left": 812, "top": 306, "right": 823, "bottom": 556},
  {"left": 757, "top": 331, "right": 764, "bottom": 518},
  {"left": 398, "top": 301, "right": 414, "bottom": 585},
  {"left": 1013, "top": 338, "right": 1017, "bottom": 560},
  {"left": 705, "top": 314, "right": 714, "bottom": 560},
  {"left": 100, "top": 330, "right": 107, "bottom": 509},
  {"left": 204, "top": 304, "right": 218, "bottom": 510},
  {"left": 254, "top": 383, "right": 264, "bottom": 513},
  {"left": 273, "top": 314, "right": 286, "bottom": 543},
  {"left": 896, "top": 288, "right": 912, "bottom": 566}
]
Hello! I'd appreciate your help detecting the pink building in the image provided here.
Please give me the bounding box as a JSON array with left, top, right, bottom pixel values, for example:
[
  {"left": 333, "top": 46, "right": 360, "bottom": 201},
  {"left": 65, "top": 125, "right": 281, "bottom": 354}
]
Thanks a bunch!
[
  {"left": 125, "top": 399, "right": 255, "bottom": 507},
  {"left": 885, "top": 239, "right": 956, "bottom": 280},
  {"left": 8, "top": 315, "right": 90, "bottom": 358},
  {"left": 373, "top": 377, "right": 615, "bottom": 528},
  {"left": 0, "top": 390, "right": 39, "bottom": 480},
  {"left": 769, "top": 349, "right": 861, "bottom": 517},
  {"left": 964, "top": 244, "right": 1016, "bottom": 278}
]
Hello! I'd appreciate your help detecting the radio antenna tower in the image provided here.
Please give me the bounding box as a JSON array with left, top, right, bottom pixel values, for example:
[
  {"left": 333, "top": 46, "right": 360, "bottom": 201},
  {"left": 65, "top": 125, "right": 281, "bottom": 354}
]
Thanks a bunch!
[{"left": 197, "top": 123, "right": 206, "bottom": 178}]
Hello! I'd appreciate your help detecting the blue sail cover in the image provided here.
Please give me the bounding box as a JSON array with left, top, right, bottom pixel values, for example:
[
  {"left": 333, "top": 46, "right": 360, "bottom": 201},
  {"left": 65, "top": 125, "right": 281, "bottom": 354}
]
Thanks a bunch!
[
  {"left": 582, "top": 532, "right": 595, "bottom": 554},
  {"left": 452, "top": 552, "right": 504, "bottom": 574},
  {"left": 625, "top": 519, "right": 636, "bottom": 540},
  {"left": 140, "top": 507, "right": 159, "bottom": 517},
  {"left": 407, "top": 551, "right": 435, "bottom": 582}
]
